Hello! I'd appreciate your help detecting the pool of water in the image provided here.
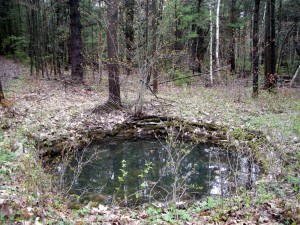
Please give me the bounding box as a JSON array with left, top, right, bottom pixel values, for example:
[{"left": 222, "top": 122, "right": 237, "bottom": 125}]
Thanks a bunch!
[{"left": 64, "top": 138, "right": 259, "bottom": 206}]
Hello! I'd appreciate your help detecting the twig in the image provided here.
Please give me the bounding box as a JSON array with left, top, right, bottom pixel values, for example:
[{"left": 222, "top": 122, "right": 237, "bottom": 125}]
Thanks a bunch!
[
  {"left": 290, "top": 65, "right": 300, "bottom": 87},
  {"left": 139, "top": 79, "right": 176, "bottom": 104},
  {"left": 154, "top": 66, "right": 230, "bottom": 85}
]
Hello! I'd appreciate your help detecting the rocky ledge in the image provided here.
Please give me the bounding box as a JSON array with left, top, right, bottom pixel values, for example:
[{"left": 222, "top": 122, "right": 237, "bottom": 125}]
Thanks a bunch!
[{"left": 27, "top": 115, "right": 266, "bottom": 160}]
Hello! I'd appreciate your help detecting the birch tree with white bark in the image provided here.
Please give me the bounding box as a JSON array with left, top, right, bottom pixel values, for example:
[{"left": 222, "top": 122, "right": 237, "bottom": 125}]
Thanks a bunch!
[
  {"left": 216, "top": 0, "right": 221, "bottom": 78},
  {"left": 209, "top": 0, "right": 213, "bottom": 85}
]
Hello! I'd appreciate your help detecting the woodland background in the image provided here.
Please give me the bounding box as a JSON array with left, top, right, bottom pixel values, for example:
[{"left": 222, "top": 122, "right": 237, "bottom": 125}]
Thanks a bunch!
[{"left": 0, "top": 0, "right": 300, "bottom": 224}]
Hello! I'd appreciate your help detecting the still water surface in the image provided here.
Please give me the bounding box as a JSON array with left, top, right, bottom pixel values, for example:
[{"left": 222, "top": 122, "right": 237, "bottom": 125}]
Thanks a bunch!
[{"left": 66, "top": 139, "right": 259, "bottom": 206}]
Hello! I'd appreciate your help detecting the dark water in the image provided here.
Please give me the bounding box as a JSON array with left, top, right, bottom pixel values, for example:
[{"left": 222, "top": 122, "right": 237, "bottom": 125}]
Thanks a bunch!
[{"left": 65, "top": 139, "right": 259, "bottom": 206}]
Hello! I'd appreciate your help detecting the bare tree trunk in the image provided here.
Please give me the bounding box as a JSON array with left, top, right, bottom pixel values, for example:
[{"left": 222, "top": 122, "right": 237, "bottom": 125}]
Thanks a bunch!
[
  {"left": 107, "top": 0, "right": 121, "bottom": 106},
  {"left": 145, "top": 0, "right": 149, "bottom": 58},
  {"left": 69, "top": 0, "right": 84, "bottom": 83},
  {"left": 277, "top": 23, "right": 297, "bottom": 73},
  {"left": 264, "top": 0, "right": 277, "bottom": 90},
  {"left": 152, "top": 0, "right": 158, "bottom": 93},
  {"left": 277, "top": 0, "right": 282, "bottom": 55},
  {"left": 270, "top": 0, "right": 277, "bottom": 87},
  {"left": 264, "top": 0, "right": 271, "bottom": 89},
  {"left": 260, "top": 2, "right": 267, "bottom": 65},
  {"left": 0, "top": 79, "right": 4, "bottom": 103},
  {"left": 135, "top": 0, "right": 149, "bottom": 114},
  {"left": 253, "top": 0, "right": 260, "bottom": 97},
  {"left": 229, "top": 0, "right": 236, "bottom": 73},
  {"left": 290, "top": 65, "right": 300, "bottom": 87},
  {"left": 209, "top": 0, "right": 213, "bottom": 85},
  {"left": 97, "top": 0, "right": 104, "bottom": 84},
  {"left": 145, "top": 0, "right": 151, "bottom": 84},
  {"left": 174, "top": 0, "right": 182, "bottom": 50},
  {"left": 98, "top": 33, "right": 104, "bottom": 84},
  {"left": 124, "top": 0, "right": 135, "bottom": 76},
  {"left": 216, "top": 0, "right": 221, "bottom": 78},
  {"left": 191, "top": 0, "right": 207, "bottom": 74},
  {"left": 26, "top": 9, "right": 34, "bottom": 76}
]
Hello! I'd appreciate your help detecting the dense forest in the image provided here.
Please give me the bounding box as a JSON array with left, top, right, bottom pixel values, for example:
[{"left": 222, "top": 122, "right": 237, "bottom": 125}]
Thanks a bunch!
[
  {"left": 0, "top": 0, "right": 299, "bottom": 100},
  {"left": 0, "top": 0, "right": 300, "bottom": 224}
]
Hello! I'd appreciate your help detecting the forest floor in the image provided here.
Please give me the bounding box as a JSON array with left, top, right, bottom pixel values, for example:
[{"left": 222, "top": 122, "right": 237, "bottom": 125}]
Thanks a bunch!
[{"left": 0, "top": 57, "right": 300, "bottom": 224}]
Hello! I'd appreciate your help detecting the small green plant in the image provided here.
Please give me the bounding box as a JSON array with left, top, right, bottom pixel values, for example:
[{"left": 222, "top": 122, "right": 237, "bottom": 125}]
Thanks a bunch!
[
  {"left": 170, "top": 206, "right": 192, "bottom": 222},
  {"left": 146, "top": 207, "right": 164, "bottom": 224},
  {"left": 162, "top": 212, "right": 173, "bottom": 222},
  {"left": 77, "top": 208, "right": 90, "bottom": 216},
  {"left": 179, "top": 210, "right": 191, "bottom": 221},
  {"left": 0, "top": 132, "right": 17, "bottom": 177},
  {"left": 138, "top": 162, "right": 153, "bottom": 189},
  {"left": 231, "top": 127, "right": 253, "bottom": 142},
  {"left": 288, "top": 176, "right": 300, "bottom": 192},
  {"left": 194, "top": 196, "right": 221, "bottom": 211},
  {"left": 292, "top": 115, "right": 300, "bottom": 135},
  {"left": 171, "top": 70, "right": 193, "bottom": 86},
  {"left": 256, "top": 183, "right": 276, "bottom": 205},
  {"left": 117, "top": 159, "right": 128, "bottom": 183},
  {"left": 130, "top": 212, "right": 137, "bottom": 219},
  {"left": 0, "top": 212, "right": 5, "bottom": 223},
  {"left": 146, "top": 205, "right": 192, "bottom": 224},
  {"left": 113, "top": 159, "right": 129, "bottom": 205},
  {"left": 0, "top": 148, "right": 16, "bottom": 164},
  {"left": 147, "top": 206, "right": 162, "bottom": 217}
]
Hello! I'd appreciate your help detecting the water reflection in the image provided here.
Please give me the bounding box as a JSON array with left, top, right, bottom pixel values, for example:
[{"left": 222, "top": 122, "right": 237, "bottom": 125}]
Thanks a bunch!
[{"left": 65, "top": 139, "right": 259, "bottom": 206}]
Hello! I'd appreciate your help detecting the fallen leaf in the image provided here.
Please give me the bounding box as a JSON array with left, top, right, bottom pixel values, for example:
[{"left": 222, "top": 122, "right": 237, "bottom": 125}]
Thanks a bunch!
[
  {"left": 0, "top": 203, "right": 11, "bottom": 218},
  {"left": 199, "top": 210, "right": 211, "bottom": 216},
  {"left": 138, "top": 210, "right": 148, "bottom": 219},
  {"left": 21, "top": 208, "right": 31, "bottom": 220}
]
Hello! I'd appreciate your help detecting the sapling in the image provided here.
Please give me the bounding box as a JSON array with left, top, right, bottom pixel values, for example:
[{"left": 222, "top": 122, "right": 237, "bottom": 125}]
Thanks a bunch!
[{"left": 154, "top": 122, "right": 197, "bottom": 205}]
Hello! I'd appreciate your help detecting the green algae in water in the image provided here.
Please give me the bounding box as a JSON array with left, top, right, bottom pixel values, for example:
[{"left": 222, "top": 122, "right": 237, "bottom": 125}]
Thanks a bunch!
[{"left": 65, "top": 139, "right": 259, "bottom": 206}]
